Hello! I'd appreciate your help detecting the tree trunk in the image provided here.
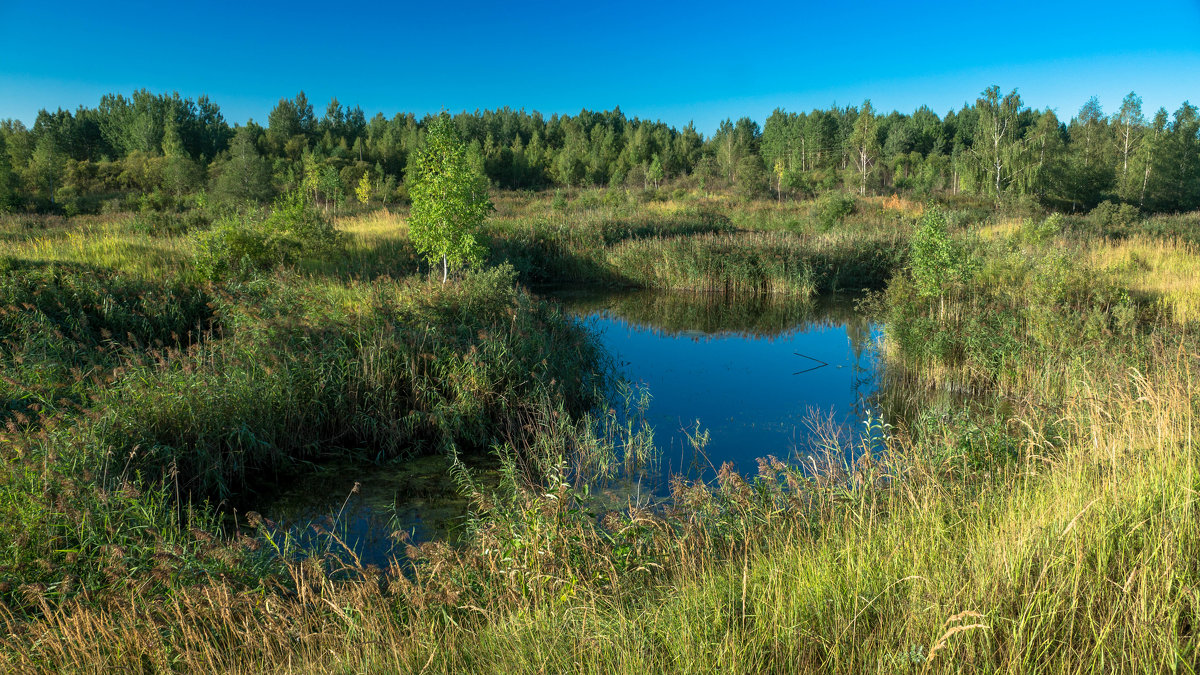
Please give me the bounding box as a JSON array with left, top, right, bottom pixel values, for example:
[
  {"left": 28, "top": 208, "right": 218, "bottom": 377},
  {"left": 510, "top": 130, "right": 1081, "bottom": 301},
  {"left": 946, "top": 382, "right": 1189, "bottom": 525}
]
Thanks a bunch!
[{"left": 442, "top": 254, "right": 448, "bottom": 284}]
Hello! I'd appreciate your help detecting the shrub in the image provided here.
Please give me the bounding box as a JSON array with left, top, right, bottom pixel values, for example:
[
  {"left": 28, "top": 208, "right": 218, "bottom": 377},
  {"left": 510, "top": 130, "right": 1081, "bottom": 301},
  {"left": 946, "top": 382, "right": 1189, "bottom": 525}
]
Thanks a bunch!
[
  {"left": 1017, "top": 212, "right": 1063, "bottom": 246},
  {"left": 193, "top": 191, "right": 340, "bottom": 280},
  {"left": 909, "top": 208, "right": 973, "bottom": 298},
  {"left": 1089, "top": 200, "right": 1140, "bottom": 228},
  {"left": 812, "top": 191, "right": 856, "bottom": 229}
]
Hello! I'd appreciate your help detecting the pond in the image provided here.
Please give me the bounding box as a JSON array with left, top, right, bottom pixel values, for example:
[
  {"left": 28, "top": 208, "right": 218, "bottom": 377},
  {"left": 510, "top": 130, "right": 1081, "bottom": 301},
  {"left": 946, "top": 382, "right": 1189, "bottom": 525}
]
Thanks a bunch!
[
  {"left": 258, "top": 287, "right": 881, "bottom": 567},
  {"left": 557, "top": 287, "right": 881, "bottom": 484}
]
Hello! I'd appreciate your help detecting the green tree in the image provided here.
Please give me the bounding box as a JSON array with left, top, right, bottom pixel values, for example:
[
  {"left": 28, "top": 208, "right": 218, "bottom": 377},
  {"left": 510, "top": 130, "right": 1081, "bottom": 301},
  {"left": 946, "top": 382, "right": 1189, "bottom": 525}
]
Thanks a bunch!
[
  {"left": 1114, "top": 92, "right": 1145, "bottom": 201},
  {"left": 356, "top": 171, "right": 372, "bottom": 204},
  {"left": 0, "top": 133, "right": 15, "bottom": 210},
  {"left": 29, "top": 135, "right": 65, "bottom": 203},
  {"left": 910, "top": 207, "right": 969, "bottom": 301},
  {"left": 407, "top": 117, "right": 493, "bottom": 283},
  {"left": 848, "top": 100, "right": 879, "bottom": 195},
  {"left": 971, "top": 86, "right": 1024, "bottom": 202},
  {"left": 1165, "top": 102, "right": 1200, "bottom": 211},
  {"left": 212, "top": 127, "right": 272, "bottom": 205},
  {"left": 318, "top": 164, "right": 345, "bottom": 213},
  {"left": 1140, "top": 108, "right": 1169, "bottom": 209},
  {"left": 646, "top": 154, "right": 664, "bottom": 189}
]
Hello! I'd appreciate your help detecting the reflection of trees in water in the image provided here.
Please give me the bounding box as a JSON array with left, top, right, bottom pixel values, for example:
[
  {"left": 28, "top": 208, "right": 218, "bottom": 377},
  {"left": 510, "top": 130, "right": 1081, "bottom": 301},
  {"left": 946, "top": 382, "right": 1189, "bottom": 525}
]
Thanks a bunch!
[
  {"left": 548, "top": 287, "right": 873, "bottom": 343},
  {"left": 547, "top": 285, "right": 893, "bottom": 471}
]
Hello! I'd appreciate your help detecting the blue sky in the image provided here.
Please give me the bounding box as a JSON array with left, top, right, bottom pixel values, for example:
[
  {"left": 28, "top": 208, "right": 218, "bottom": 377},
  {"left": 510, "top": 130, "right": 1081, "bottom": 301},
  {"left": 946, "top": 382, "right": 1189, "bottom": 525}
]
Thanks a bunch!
[{"left": 1, "top": 0, "right": 1198, "bottom": 134}]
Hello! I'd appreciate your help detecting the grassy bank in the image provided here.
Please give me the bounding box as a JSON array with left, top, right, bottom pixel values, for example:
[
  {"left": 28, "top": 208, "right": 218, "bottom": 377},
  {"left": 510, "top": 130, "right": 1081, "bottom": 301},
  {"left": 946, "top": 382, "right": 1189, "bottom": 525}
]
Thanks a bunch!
[{"left": 2, "top": 192, "right": 1199, "bottom": 672}]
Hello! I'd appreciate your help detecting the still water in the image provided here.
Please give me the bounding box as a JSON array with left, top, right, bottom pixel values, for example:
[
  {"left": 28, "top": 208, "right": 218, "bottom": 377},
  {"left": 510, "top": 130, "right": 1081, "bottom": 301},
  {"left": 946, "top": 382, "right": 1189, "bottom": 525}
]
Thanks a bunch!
[
  {"left": 260, "top": 288, "right": 880, "bottom": 566},
  {"left": 559, "top": 287, "right": 880, "bottom": 482}
]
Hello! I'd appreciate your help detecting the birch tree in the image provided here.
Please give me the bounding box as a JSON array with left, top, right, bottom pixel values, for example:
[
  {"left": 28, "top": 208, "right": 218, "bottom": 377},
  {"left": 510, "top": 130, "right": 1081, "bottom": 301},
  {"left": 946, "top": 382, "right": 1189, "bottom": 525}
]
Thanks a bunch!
[
  {"left": 1114, "top": 92, "right": 1145, "bottom": 201},
  {"left": 408, "top": 116, "right": 493, "bottom": 283},
  {"left": 847, "top": 100, "right": 879, "bottom": 196},
  {"left": 971, "top": 86, "right": 1023, "bottom": 202}
]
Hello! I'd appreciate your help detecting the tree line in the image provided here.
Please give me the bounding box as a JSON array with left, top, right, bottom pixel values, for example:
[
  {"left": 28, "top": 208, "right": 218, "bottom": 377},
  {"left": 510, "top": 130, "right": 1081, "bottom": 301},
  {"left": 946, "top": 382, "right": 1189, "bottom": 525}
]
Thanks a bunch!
[{"left": 0, "top": 86, "right": 1197, "bottom": 214}]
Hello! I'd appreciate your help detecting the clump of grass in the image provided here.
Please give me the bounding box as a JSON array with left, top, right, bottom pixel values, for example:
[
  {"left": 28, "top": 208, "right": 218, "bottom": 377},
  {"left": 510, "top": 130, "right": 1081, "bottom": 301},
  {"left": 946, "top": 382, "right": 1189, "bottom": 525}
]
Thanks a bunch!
[
  {"left": 81, "top": 264, "right": 606, "bottom": 500},
  {"left": 607, "top": 227, "right": 903, "bottom": 296},
  {"left": 484, "top": 194, "right": 908, "bottom": 293}
]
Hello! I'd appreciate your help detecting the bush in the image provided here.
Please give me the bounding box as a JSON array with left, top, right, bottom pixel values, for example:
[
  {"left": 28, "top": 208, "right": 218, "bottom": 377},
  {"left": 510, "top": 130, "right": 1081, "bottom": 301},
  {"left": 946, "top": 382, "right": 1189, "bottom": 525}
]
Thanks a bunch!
[
  {"left": 1089, "top": 200, "right": 1140, "bottom": 228},
  {"left": 1017, "top": 212, "right": 1063, "bottom": 246},
  {"left": 193, "top": 192, "right": 340, "bottom": 280},
  {"left": 909, "top": 208, "right": 973, "bottom": 297},
  {"left": 812, "top": 191, "right": 856, "bottom": 229}
]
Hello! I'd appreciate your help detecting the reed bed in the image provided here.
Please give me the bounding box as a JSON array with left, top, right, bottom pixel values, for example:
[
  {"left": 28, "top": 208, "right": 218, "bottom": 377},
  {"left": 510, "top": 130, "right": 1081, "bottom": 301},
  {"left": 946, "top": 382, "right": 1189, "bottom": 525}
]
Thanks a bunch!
[{"left": 3, "top": 326, "right": 1195, "bottom": 673}]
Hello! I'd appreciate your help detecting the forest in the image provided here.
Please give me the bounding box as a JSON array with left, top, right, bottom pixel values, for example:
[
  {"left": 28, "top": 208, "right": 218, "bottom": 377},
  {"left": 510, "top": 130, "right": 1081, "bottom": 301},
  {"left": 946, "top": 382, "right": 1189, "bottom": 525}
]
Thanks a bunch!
[{"left": 1, "top": 86, "right": 1197, "bottom": 215}]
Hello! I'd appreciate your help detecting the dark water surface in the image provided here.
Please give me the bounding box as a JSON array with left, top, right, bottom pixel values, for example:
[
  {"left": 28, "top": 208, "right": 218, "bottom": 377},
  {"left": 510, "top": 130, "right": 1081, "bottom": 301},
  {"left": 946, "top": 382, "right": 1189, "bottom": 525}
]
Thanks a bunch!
[{"left": 260, "top": 288, "right": 880, "bottom": 566}]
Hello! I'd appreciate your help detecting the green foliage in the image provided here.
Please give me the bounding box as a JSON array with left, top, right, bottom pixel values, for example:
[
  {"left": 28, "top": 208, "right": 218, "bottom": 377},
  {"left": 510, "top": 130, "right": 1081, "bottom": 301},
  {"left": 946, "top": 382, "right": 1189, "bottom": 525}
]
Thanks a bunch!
[
  {"left": 847, "top": 99, "right": 880, "bottom": 195},
  {"left": 355, "top": 171, "right": 371, "bottom": 204},
  {"left": 88, "top": 264, "right": 601, "bottom": 499},
  {"left": 407, "top": 117, "right": 493, "bottom": 281},
  {"left": 9, "top": 88, "right": 1200, "bottom": 218},
  {"left": 811, "top": 191, "right": 856, "bottom": 229},
  {"left": 886, "top": 222, "right": 1138, "bottom": 391},
  {"left": 909, "top": 207, "right": 970, "bottom": 297},
  {"left": 646, "top": 154, "right": 664, "bottom": 189},
  {"left": 1089, "top": 200, "right": 1140, "bottom": 228},
  {"left": 193, "top": 191, "right": 339, "bottom": 280},
  {"left": 1017, "top": 212, "right": 1064, "bottom": 245},
  {"left": 0, "top": 134, "right": 16, "bottom": 212},
  {"left": 211, "top": 128, "right": 273, "bottom": 206},
  {"left": 0, "top": 259, "right": 215, "bottom": 426},
  {"left": 733, "top": 156, "right": 771, "bottom": 201}
]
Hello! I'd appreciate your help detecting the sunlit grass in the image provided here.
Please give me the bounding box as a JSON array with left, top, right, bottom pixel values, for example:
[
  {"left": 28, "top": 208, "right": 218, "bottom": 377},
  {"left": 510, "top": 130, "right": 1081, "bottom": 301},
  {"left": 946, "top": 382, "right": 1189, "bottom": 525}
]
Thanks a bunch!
[
  {"left": 0, "top": 215, "right": 192, "bottom": 279},
  {"left": 976, "top": 216, "right": 1024, "bottom": 239},
  {"left": 1090, "top": 234, "right": 1200, "bottom": 324}
]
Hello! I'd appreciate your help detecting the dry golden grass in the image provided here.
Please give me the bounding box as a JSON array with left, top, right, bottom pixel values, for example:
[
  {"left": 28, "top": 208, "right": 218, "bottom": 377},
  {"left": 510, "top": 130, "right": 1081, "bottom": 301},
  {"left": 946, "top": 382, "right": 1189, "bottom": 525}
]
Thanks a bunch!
[
  {"left": 879, "top": 194, "right": 926, "bottom": 217},
  {"left": 1089, "top": 235, "right": 1200, "bottom": 324}
]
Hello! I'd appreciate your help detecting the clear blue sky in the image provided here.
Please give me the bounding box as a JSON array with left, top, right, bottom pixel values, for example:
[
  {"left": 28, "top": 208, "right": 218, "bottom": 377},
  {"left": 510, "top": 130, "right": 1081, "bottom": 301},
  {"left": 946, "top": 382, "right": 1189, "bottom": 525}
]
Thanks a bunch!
[{"left": 2, "top": 0, "right": 1198, "bottom": 134}]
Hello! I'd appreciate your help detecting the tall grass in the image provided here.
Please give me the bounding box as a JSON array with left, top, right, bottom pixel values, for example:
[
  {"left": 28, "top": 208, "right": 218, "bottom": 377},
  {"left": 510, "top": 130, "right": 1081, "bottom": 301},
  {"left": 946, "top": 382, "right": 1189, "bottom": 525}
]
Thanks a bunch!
[
  {"left": 4, "top": 331, "right": 1195, "bottom": 672},
  {"left": 485, "top": 194, "right": 909, "bottom": 294},
  {"left": 1089, "top": 234, "right": 1200, "bottom": 324}
]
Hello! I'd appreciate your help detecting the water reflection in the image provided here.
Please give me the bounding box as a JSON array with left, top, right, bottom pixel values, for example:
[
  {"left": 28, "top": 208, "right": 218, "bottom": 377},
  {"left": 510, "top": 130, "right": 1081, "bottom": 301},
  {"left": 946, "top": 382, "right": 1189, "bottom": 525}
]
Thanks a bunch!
[{"left": 549, "top": 287, "right": 880, "bottom": 482}]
